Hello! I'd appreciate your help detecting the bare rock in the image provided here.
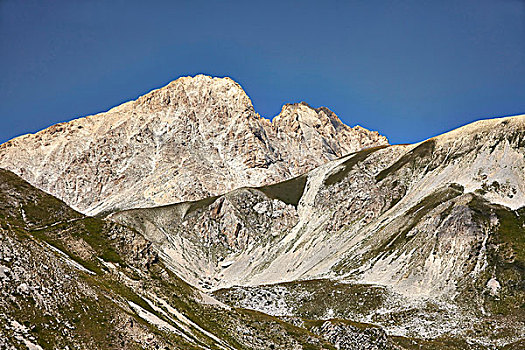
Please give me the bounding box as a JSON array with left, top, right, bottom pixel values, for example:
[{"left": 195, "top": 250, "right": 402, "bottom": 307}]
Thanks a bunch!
[{"left": 0, "top": 75, "right": 387, "bottom": 215}]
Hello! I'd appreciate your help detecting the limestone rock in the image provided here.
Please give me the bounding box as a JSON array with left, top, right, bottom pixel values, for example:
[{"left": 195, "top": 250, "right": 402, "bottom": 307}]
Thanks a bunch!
[
  {"left": 0, "top": 168, "right": 363, "bottom": 350},
  {"left": 0, "top": 75, "right": 387, "bottom": 215},
  {"left": 314, "top": 320, "right": 394, "bottom": 350},
  {"left": 112, "top": 114, "right": 525, "bottom": 347}
]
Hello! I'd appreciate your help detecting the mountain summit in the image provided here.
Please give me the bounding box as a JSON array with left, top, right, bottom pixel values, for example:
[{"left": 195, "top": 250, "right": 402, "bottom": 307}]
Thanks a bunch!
[{"left": 0, "top": 75, "right": 387, "bottom": 215}]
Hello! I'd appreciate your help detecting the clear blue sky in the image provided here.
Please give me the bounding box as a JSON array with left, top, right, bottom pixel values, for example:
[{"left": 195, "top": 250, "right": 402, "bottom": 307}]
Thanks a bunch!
[{"left": 1, "top": 0, "right": 524, "bottom": 144}]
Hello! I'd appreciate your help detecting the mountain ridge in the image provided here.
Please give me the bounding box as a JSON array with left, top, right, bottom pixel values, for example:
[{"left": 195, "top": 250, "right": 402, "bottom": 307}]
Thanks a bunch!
[{"left": 1, "top": 166, "right": 517, "bottom": 349}]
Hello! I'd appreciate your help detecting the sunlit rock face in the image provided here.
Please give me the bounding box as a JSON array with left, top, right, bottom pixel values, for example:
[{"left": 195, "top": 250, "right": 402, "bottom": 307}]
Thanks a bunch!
[
  {"left": 0, "top": 75, "right": 387, "bottom": 215},
  {"left": 112, "top": 113, "right": 525, "bottom": 292}
]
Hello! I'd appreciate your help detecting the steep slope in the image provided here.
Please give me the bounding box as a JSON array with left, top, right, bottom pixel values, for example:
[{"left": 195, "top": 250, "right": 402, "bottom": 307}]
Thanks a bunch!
[
  {"left": 3, "top": 168, "right": 422, "bottom": 350},
  {"left": 110, "top": 114, "right": 525, "bottom": 347},
  {"left": 0, "top": 75, "right": 386, "bottom": 215}
]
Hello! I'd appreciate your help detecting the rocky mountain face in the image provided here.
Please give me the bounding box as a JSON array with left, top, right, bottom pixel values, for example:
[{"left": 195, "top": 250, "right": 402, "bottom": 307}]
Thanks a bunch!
[
  {"left": 111, "top": 114, "right": 525, "bottom": 348},
  {"left": 0, "top": 168, "right": 410, "bottom": 350},
  {"left": 0, "top": 75, "right": 386, "bottom": 215},
  {"left": 3, "top": 167, "right": 481, "bottom": 350},
  {"left": 0, "top": 74, "right": 523, "bottom": 349}
]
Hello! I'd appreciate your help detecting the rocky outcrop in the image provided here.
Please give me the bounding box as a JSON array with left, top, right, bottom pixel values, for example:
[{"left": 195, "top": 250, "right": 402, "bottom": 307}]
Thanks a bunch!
[
  {"left": 2, "top": 72, "right": 523, "bottom": 348},
  {"left": 0, "top": 75, "right": 387, "bottom": 215},
  {"left": 264, "top": 102, "right": 386, "bottom": 176},
  {"left": 122, "top": 113, "right": 525, "bottom": 293},
  {"left": 314, "top": 320, "right": 394, "bottom": 350}
]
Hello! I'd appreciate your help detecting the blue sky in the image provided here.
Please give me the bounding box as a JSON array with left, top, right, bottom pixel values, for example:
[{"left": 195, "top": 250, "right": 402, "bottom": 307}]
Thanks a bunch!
[{"left": 1, "top": 0, "right": 524, "bottom": 144}]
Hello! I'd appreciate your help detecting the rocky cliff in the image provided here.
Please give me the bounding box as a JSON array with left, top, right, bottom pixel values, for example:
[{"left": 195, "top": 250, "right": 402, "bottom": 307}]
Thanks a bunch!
[
  {"left": 1, "top": 168, "right": 454, "bottom": 350},
  {"left": 0, "top": 75, "right": 387, "bottom": 215}
]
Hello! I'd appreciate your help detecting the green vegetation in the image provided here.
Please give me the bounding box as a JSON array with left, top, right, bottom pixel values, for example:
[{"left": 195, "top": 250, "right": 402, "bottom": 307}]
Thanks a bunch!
[
  {"left": 257, "top": 174, "right": 307, "bottom": 207},
  {"left": 29, "top": 217, "right": 127, "bottom": 274},
  {"left": 76, "top": 218, "right": 124, "bottom": 264},
  {"left": 464, "top": 196, "right": 525, "bottom": 317},
  {"left": 30, "top": 227, "right": 103, "bottom": 274},
  {"left": 9, "top": 295, "right": 116, "bottom": 349},
  {"left": 21, "top": 193, "right": 81, "bottom": 227},
  {"left": 0, "top": 169, "right": 82, "bottom": 227},
  {"left": 4, "top": 220, "right": 207, "bottom": 348},
  {"left": 488, "top": 207, "right": 525, "bottom": 315},
  {"left": 376, "top": 139, "right": 435, "bottom": 182},
  {"left": 495, "top": 206, "right": 525, "bottom": 263},
  {"left": 324, "top": 145, "right": 388, "bottom": 186}
]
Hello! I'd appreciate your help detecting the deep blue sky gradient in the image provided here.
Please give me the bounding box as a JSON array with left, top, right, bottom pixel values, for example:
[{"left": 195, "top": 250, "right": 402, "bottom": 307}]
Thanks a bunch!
[{"left": 1, "top": 0, "right": 524, "bottom": 144}]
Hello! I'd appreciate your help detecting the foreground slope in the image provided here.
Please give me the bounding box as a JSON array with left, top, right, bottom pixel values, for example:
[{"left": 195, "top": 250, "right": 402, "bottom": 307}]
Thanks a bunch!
[
  {"left": 3, "top": 168, "right": 432, "bottom": 349},
  {"left": 0, "top": 75, "right": 386, "bottom": 215},
  {"left": 111, "top": 114, "right": 525, "bottom": 347}
]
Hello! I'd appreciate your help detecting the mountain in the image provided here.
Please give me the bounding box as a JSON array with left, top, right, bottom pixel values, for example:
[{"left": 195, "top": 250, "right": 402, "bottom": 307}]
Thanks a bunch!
[
  {"left": 0, "top": 75, "right": 386, "bottom": 215},
  {"left": 0, "top": 74, "right": 523, "bottom": 349},
  {"left": 110, "top": 114, "right": 525, "bottom": 347}
]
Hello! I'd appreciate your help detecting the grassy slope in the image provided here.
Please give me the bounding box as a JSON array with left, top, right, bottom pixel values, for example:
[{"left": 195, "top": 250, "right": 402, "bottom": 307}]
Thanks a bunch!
[{"left": 0, "top": 169, "right": 341, "bottom": 349}]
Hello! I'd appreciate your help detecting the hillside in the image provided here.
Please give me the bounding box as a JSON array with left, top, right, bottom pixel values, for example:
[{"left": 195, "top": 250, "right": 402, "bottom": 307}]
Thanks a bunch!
[
  {"left": 1, "top": 168, "right": 419, "bottom": 349},
  {"left": 110, "top": 115, "right": 525, "bottom": 348}
]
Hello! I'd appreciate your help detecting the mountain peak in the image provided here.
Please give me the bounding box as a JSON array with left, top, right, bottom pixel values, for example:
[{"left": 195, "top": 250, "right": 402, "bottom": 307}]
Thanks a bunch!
[
  {"left": 127, "top": 74, "right": 254, "bottom": 114},
  {"left": 0, "top": 75, "right": 388, "bottom": 214},
  {"left": 1, "top": 74, "right": 523, "bottom": 348},
  {"left": 275, "top": 102, "right": 347, "bottom": 130}
]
